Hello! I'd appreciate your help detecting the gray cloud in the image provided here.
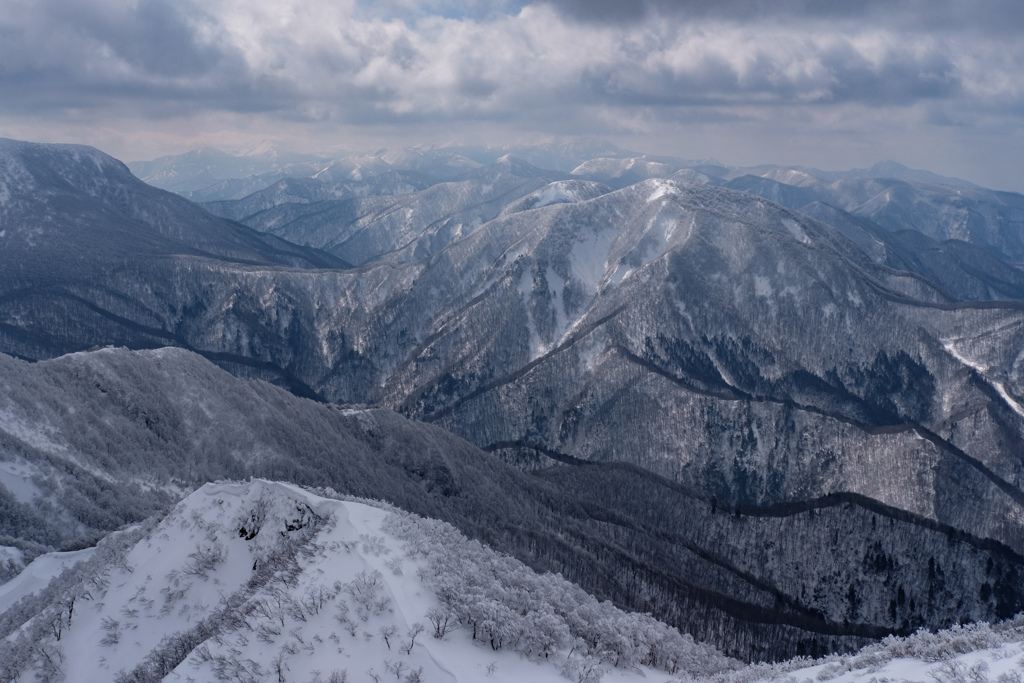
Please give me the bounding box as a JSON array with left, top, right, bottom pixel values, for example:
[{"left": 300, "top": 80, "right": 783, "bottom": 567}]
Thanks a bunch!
[
  {"left": 537, "top": 0, "right": 650, "bottom": 24},
  {"left": 578, "top": 31, "right": 965, "bottom": 110},
  {"left": 0, "top": 0, "right": 1021, "bottom": 190},
  {"left": 64, "top": 0, "right": 224, "bottom": 78},
  {"left": 822, "top": 45, "right": 960, "bottom": 105},
  {"left": 0, "top": 0, "right": 300, "bottom": 117},
  {"left": 539, "top": 0, "right": 1024, "bottom": 34},
  {"left": 0, "top": 0, "right": 1015, "bottom": 117}
]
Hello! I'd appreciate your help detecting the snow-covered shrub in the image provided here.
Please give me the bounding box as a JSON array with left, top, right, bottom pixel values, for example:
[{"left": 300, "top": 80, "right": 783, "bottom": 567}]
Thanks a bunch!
[
  {"left": 181, "top": 541, "right": 226, "bottom": 579},
  {"left": 382, "top": 507, "right": 736, "bottom": 678},
  {"left": 899, "top": 624, "right": 1006, "bottom": 662},
  {"left": 344, "top": 570, "right": 392, "bottom": 621},
  {"left": 929, "top": 659, "right": 969, "bottom": 683},
  {"left": 705, "top": 615, "right": 1024, "bottom": 683}
]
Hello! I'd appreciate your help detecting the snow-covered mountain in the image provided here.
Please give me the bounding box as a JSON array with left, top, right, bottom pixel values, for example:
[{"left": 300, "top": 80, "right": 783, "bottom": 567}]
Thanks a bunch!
[
  {"left": 127, "top": 143, "right": 330, "bottom": 195},
  {"left": 744, "top": 160, "right": 982, "bottom": 188},
  {"left": 723, "top": 173, "right": 1024, "bottom": 263},
  {"left": 571, "top": 156, "right": 691, "bottom": 188},
  {"left": 8, "top": 478, "right": 1024, "bottom": 683},
  {"left": 499, "top": 179, "right": 614, "bottom": 215},
  {"left": 799, "top": 202, "right": 1024, "bottom": 302},
  {"left": 212, "top": 155, "right": 566, "bottom": 266},
  {"left": 0, "top": 479, "right": 734, "bottom": 682},
  {"left": 127, "top": 140, "right": 632, "bottom": 200},
  {"left": 0, "top": 138, "right": 345, "bottom": 270},
  {"left": 201, "top": 172, "right": 432, "bottom": 222},
  {"left": 7, "top": 141, "right": 1024, "bottom": 538},
  {"left": 185, "top": 168, "right": 432, "bottom": 205},
  {"left": 6, "top": 347, "right": 1024, "bottom": 662},
  {"left": 7, "top": 141, "right": 1024, "bottom": 546},
  {"left": 133, "top": 139, "right": 1023, "bottom": 266},
  {"left": 9, "top": 138, "right": 1024, "bottom": 661}
]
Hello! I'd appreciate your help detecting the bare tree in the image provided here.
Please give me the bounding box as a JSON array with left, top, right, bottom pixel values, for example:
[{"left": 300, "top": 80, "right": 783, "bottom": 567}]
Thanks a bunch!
[
  {"left": 379, "top": 624, "right": 398, "bottom": 649},
  {"left": 401, "top": 623, "right": 425, "bottom": 655},
  {"left": 272, "top": 651, "right": 289, "bottom": 682},
  {"left": 426, "top": 607, "right": 454, "bottom": 639},
  {"left": 384, "top": 659, "right": 408, "bottom": 680}
]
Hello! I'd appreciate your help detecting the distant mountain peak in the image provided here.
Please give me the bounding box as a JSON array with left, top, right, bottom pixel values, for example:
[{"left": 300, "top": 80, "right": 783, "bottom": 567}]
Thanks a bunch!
[
  {"left": 235, "top": 139, "right": 285, "bottom": 157},
  {"left": 861, "top": 159, "right": 979, "bottom": 187},
  {"left": 868, "top": 159, "right": 911, "bottom": 174},
  {"left": 455, "top": 154, "right": 562, "bottom": 181},
  {"left": 181, "top": 146, "right": 233, "bottom": 159},
  {"left": 492, "top": 152, "right": 543, "bottom": 172}
]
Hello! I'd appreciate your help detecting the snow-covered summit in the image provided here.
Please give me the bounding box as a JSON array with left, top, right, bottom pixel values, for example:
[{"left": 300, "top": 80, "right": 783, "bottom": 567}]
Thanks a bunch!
[
  {"left": 500, "top": 179, "right": 613, "bottom": 215},
  {"left": 0, "top": 479, "right": 734, "bottom": 683},
  {"left": 0, "top": 137, "right": 134, "bottom": 208},
  {"left": 570, "top": 156, "right": 684, "bottom": 187}
]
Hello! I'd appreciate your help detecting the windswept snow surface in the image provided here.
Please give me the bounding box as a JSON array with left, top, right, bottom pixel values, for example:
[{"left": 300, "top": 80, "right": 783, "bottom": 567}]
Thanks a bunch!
[
  {"left": 0, "top": 480, "right": 728, "bottom": 683},
  {"left": 0, "top": 548, "right": 94, "bottom": 614}
]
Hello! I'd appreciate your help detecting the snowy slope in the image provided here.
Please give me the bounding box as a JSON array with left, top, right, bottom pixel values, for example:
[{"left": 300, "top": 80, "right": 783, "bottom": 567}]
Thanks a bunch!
[
  {"left": 0, "top": 479, "right": 733, "bottom": 683},
  {"left": 720, "top": 169, "right": 1024, "bottom": 263},
  {"left": 233, "top": 155, "right": 564, "bottom": 266},
  {"left": 717, "top": 619, "right": 1024, "bottom": 683},
  {"left": 0, "top": 138, "right": 343, "bottom": 269},
  {"left": 0, "top": 549, "right": 94, "bottom": 614},
  {"left": 499, "top": 179, "right": 613, "bottom": 215}
]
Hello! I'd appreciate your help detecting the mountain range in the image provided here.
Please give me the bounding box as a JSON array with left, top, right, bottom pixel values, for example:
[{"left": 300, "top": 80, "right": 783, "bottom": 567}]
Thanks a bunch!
[{"left": 4, "top": 137, "right": 1024, "bottom": 665}]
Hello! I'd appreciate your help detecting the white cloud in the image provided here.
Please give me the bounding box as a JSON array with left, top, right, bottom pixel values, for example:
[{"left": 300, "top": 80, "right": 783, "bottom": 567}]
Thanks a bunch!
[{"left": 0, "top": 0, "right": 1021, "bottom": 189}]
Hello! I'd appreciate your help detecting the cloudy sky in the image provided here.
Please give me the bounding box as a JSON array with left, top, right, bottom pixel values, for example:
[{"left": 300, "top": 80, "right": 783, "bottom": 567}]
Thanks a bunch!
[{"left": 1, "top": 0, "right": 1021, "bottom": 189}]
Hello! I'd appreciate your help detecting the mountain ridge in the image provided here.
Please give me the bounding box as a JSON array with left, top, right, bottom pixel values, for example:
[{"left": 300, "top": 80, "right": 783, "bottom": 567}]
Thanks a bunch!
[{"left": 4, "top": 346, "right": 1024, "bottom": 660}]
